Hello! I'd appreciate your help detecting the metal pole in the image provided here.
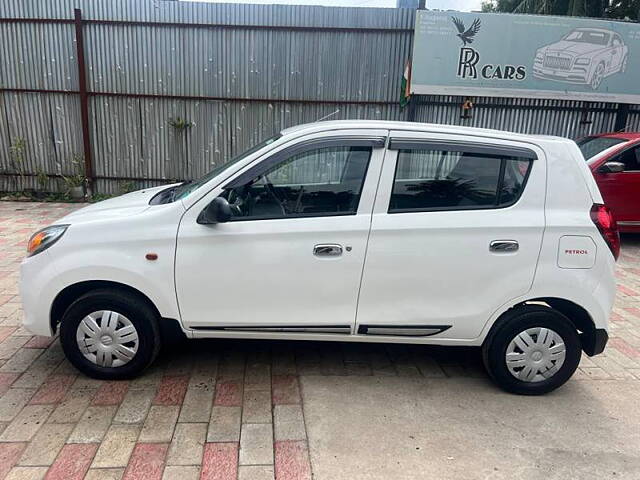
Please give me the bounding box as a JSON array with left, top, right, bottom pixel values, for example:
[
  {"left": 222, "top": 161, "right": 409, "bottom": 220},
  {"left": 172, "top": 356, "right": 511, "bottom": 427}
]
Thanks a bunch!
[
  {"left": 74, "top": 8, "right": 94, "bottom": 192},
  {"left": 614, "top": 104, "right": 629, "bottom": 132}
]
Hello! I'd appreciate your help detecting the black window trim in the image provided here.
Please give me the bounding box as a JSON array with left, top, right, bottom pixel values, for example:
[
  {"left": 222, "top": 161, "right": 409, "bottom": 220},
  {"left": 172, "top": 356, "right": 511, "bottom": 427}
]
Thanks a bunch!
[
  {"left": 387, "top": 146, "right": 534, "bottom": 214},
  {"left": 225, "top": 136, "right": 386, "bottom": 189},
  {"left": 388, "top": 138, "right": 538, "bottom": 160}
]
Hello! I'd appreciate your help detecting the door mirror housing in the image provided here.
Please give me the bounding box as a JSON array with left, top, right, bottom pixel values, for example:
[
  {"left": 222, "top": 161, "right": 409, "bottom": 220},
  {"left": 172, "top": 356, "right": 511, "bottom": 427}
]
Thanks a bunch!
[
  {"left": 599, "top": 161, "right": 625, "bottom": 174},
  {"left": 197, "top": 196, "right": 232, "bottom": 224}
]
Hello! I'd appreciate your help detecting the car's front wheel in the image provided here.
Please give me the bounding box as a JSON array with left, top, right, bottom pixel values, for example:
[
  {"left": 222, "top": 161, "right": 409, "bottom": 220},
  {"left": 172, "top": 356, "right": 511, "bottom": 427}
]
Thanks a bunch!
[
  {"left": 482, "top": 305, "right": 581, "bottom": 395},
  {"left": 59, "top": 289, "right": 161, "bottom": 380}
]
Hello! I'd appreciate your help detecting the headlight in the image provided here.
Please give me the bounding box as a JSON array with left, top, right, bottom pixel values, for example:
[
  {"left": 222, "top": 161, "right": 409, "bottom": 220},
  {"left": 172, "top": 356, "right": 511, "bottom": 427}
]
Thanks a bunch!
[
  {"left": 575, "top": 58, "right": 591, "bottom": 66},
  {"left": 27, "top": 225, "right": 69, "bottom": 257},
  {"left": 535, "top": 51, "right": 544, "bottom": 60}
]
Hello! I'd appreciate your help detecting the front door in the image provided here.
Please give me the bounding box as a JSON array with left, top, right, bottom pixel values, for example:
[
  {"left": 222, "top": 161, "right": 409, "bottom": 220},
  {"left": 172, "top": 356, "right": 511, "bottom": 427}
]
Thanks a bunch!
[
  {"left": 595, "top": 143, "right": 640, "bottom": 226},
  {"left": 356, "top": 132, "right": 546, "bottom": 340},
  {"left": 175, "top": 133, "right": 385, "bottom": 334}
]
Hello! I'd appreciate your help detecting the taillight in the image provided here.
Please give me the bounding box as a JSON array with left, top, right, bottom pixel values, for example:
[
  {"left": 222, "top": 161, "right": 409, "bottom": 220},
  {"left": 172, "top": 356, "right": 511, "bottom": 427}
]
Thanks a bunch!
[{"left": 590, "top": 204, "right": 620, "bottom": 260}]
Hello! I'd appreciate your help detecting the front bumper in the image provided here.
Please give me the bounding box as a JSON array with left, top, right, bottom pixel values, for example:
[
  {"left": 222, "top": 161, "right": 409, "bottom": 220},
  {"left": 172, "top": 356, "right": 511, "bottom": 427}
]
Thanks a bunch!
[
  {"left": 533, "top": 65, "right": 589, "bottom": 84},
  {"left": 20, "top": 250, "right": 59, "bottom": 337},
  {"left": 581, "top": 328, "right": 608, "bottom": 356}
]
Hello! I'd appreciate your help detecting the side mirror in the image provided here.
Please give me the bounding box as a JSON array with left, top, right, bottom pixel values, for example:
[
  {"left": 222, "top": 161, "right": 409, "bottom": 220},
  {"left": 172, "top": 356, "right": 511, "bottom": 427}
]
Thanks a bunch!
[
  {"left": 599, "top": 161, "right": 625, "bottom": 174},
  {"left": 197, "top": 197, "right": 232, "bottom": 224}
]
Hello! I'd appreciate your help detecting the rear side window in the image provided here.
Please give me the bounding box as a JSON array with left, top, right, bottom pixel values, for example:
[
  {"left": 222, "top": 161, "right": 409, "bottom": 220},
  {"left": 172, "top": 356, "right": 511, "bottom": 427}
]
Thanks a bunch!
[{"left": 389, "top": 148, "right": 532, "bottom": 213}]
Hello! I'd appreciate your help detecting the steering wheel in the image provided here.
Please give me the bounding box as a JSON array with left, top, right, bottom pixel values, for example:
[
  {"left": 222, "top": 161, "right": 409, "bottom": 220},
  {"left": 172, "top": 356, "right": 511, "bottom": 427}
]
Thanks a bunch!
[{"left": 262, "top": 174, "right": 288, "bottom": 215}]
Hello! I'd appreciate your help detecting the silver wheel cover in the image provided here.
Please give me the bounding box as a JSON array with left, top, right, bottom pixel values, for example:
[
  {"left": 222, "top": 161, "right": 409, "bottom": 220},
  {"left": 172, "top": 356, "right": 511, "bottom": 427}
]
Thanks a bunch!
[
  {"left": 76, "top": 310, "right": 139, "bottom": 367},
  {"left": 505, "top": 327, "right": 566, "bottom": 383}
]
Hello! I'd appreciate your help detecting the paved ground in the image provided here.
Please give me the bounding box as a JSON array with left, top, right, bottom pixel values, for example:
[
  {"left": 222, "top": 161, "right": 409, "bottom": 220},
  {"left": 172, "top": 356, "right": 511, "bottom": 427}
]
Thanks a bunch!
[{"left": 0, "top": 201, "right": 639, "bottom": 480}]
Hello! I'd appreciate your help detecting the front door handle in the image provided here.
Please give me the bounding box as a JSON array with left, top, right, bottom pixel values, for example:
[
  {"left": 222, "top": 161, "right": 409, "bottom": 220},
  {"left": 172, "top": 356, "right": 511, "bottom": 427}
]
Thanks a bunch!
[
  {"left": 313, "top": 244, "right": 343, "bottom": 257},
  {"left": 490, "top": 240, "right": 519, "bottom": 253}
]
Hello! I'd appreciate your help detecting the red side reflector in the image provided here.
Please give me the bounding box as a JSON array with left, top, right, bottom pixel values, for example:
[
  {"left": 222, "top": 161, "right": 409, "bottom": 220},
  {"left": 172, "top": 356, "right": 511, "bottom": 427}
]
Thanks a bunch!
[{"left": 590, "top": 204, "right": 620, "bottom": 260}]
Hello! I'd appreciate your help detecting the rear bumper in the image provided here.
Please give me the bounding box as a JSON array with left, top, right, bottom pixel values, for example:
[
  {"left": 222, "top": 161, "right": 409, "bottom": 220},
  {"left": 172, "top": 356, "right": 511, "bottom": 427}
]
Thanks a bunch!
[{"left": 581, "top": 328, "right": 608, "bottom": 356}]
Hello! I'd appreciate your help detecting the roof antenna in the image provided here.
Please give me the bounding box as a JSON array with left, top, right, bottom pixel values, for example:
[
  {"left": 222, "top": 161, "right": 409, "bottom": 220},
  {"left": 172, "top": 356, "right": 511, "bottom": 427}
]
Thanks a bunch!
[{"left": 316, "top": 109, "right": 340, "bottom": 122}]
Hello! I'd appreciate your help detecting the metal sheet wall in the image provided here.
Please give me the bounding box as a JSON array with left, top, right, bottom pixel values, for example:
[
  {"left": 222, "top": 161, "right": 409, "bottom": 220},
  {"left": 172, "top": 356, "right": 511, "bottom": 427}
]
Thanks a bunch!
[{"left": 0, "top": 0, "right": 638, "bottom": 195}]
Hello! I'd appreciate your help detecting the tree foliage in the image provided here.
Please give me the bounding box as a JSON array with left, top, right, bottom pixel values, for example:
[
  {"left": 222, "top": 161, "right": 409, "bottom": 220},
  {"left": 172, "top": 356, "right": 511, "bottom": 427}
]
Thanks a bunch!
[{"left": 480, "top": 0, "right": 639, "bottom": 20}]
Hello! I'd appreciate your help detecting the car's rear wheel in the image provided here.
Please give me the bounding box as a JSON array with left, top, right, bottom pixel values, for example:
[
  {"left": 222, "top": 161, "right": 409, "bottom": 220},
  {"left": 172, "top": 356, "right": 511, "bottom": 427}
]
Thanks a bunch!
[
  {"left": 60, "top": 289, "right": 161, "bottom": 379},
  {"left": 482, "top": 305, "right": 581, "bottom": 395}
]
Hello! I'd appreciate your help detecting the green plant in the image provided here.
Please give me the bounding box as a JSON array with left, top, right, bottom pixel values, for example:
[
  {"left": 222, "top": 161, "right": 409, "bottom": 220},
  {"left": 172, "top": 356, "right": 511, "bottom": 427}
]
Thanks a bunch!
[
  {"left": 36, "top": 168, "right": 48, "bottom": 191},
  {"left": 168, "top": 117, "right": 194, "bottom": 131},
  {"left": 9, "top": 137, "right": 27, "bottom": 191},
  {"left": 62, "top": 154, "right": 86, "bottom": 190},
  {"left": 119, "top": 180, "right": 137, "bottom": 194}
]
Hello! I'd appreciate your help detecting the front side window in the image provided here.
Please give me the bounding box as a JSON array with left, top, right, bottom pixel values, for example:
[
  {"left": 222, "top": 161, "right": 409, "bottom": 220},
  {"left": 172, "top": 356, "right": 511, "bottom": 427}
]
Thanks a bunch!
[
  {"left": 222, "top": 145, "right": 372, "bottom": 220},
  {"left": 389, "top": 148, "right": 532, "bottom": 213},
  {"left": 613, "top": 146, "right": 640, "bottom": 171}
]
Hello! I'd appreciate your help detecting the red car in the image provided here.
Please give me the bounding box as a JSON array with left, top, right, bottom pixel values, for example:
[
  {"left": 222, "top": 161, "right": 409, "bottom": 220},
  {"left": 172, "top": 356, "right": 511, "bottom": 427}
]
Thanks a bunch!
[{"left": 578, "top": 132, "right": 640, "bottom": 233}]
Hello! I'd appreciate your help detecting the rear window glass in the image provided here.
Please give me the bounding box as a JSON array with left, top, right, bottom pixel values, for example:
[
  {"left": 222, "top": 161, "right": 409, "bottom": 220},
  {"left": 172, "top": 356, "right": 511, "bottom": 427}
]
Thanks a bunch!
[
  {"left": 577, "top": 136, "right": 627, "bottom": 160},
  {"left": 389, "top": 148, "right": 533, "bottom": 213}
]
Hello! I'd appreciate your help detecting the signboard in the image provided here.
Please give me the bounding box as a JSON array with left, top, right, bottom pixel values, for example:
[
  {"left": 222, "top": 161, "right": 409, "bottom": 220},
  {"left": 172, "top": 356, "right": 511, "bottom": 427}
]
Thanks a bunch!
[{"left": 411, "top": 10, "right": 640, "bottom": 103}]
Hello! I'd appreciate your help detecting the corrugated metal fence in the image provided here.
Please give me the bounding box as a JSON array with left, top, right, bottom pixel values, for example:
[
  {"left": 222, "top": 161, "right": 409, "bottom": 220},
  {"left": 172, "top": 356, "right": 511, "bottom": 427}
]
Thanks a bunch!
[{"left": 0, "top": 0, "right": 638, "bottom": 194}]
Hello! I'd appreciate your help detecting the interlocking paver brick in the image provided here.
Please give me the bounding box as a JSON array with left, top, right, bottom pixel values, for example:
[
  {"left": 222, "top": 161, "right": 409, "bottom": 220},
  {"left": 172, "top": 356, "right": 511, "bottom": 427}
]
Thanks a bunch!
[
  {"left": 44, "top": 443, "right": 98, "bottom": 480},
  {"left": 0, "top": 372, "right": 19, "bottom": 395},
  {"left": 67, "top": 406, "right": 117, "bottom": 443},
  {"left": 272, "top": 375, "right": 300, "bottom": 405},
  {"left": 274, "top": 405, "right": 306, "bottom": 441},
  {"left": 0, "top": 348, "right": 42, "bottom": 373},
  {"left": 214, "top": 380, "right": 242, "bottom": 406},
  {"left": 29, "top": 375, "right": 76, "bottom": 405},
  {"left": 0, "top": 442, "right": 27, "bottom": 479},
  {"left": 161, "top": 465, "right": 200, "bottom": 480},
  {"left": 201, "top": 442, "right": 238, "bottom": 480},
  {"left": 238, "top": 466, "right": 274, "bottom": 480},
  {"left": 166, "top": 422, "right": 206, "bottom": 466},
  {"left": 274, "top": 440, "right": 312, "bottom": 480},
  {"left": 84, "top": 467, "right": 125, "bottom": 480},
  {"left": 139, "top": 405, "right": 179, "bottom": 443},
  {"left": 18, "top": 423, "right": 74, "bottom": 466},
  {"left": 207, "top": 406, "right": 241, "bottom": 443},
  {"left": 4, "top": 466, "right": 48, "bottom": 480},
  {"left": 153, "top": 375, "right": 189, "bottom": 406},
  {"left": 91, "top": 424, "right": 140, "bottom": 468},
  {"left": 0, "top": 405, "right": 54, "bottom": 442},
  {"left": 242, "top": 390, "right": 271, "bottom": 424},
  {"left": 0, "top": 388, "right": 35, "bottom": 422},
  {"left": 178, "top": 384, "right": 214, "bottom": 423},
  {"left": 239, "top": 423, "right": 273, "bottom": 466},
  {"left": 114, "top": 388, "right": 155, "bottom": 424},
  {"left": 92, "top": 381, "right": 130, "bottom": 406},
  {"left": 46, "top": 388, "right": 93, "bottom": 424},
  {"left": 122, "top": 443, "right": 168, "bottom": 480}
]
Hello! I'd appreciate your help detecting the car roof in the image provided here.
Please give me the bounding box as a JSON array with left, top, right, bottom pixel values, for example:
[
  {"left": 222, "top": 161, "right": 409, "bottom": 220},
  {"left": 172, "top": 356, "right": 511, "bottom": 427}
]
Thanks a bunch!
[
  {"left": 573, "top": 28, "right": 613, "bottom": 34},
  {"left": 281, "top": 120, "right": 569, "bottom": 144},
  {"left": 588, "top": 132, "right": 640, "bottom": 141}
]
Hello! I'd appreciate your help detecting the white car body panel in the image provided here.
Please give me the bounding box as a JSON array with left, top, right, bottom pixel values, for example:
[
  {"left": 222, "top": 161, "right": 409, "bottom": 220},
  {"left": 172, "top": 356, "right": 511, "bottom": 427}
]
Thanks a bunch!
[{"left": 19, "top": 120, "right": 615, "bottom": 351}]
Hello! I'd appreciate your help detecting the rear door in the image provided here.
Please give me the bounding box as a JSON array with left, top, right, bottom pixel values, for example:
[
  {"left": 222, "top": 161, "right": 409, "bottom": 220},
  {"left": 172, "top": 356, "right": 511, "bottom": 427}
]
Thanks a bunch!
[
  {"left": 594, "top": 143, "right": 640, "bottom": 226},
  {"left": 355, "top": 131, "right": 546, "bottom": 340}
]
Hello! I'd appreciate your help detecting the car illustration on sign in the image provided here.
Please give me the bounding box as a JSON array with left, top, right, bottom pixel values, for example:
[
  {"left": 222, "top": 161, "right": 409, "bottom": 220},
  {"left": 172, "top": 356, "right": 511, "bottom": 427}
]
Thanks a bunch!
[{"left": 533, "top": 28, "right": 628, "bottom": 89}]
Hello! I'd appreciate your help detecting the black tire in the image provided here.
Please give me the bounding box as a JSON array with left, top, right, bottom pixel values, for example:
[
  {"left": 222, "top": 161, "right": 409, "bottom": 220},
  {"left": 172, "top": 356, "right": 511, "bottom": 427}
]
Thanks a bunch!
[
  {"left": 59, "top": 288, "right": 161, "bottom": 380},
  {"left": 482, "top": 305, "right": 581, "bottom": 395}
]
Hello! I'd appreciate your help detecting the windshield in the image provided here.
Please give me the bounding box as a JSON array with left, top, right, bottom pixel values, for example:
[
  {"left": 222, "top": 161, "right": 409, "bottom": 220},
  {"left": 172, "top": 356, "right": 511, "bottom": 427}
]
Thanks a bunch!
[
  {"left": 173, "top": 134, "right": 282, "bottom": 200},
  {"left": 563, "top": 30, "right": 609, "bottom": 45},
  {"left": 577, "top": 136, "right": 627, "bottom": 160}
]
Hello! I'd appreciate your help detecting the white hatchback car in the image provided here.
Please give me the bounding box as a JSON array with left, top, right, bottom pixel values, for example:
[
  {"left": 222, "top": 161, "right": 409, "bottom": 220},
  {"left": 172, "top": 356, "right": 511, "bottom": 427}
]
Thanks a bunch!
[{"left": 21, "top": 121, "right": 618, "bottom": 395}]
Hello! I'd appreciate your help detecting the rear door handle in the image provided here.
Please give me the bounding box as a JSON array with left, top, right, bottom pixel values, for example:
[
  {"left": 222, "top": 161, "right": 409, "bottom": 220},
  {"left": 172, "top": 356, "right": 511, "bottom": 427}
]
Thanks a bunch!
[
  {"left": 313, "top": 244, "right": 343, "bottom": 257},
  {"left": 490, "top": 240, "right": 519, "bottom": 253}
]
